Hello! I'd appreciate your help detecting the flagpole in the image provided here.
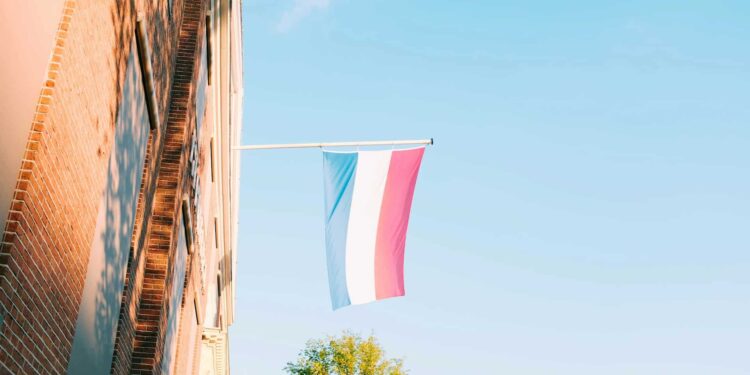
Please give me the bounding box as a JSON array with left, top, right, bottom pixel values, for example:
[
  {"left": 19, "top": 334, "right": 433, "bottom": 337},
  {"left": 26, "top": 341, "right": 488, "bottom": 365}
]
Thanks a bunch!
[{"left": 233, "top": 138, "right": 433, "bottom": 151}]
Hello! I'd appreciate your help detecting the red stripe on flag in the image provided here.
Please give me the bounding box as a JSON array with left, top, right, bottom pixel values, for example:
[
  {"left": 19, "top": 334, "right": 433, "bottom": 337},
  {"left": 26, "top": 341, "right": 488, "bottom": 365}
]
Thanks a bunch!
[{"left": 374, "top": 147, "right": 425, "bottom": 300}]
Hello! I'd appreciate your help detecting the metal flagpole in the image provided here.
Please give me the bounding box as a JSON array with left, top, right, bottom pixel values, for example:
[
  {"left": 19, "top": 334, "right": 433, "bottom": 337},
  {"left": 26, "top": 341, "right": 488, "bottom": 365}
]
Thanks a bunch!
[{"left": 233, "top": 138, "right": 433, "bottom": 151}]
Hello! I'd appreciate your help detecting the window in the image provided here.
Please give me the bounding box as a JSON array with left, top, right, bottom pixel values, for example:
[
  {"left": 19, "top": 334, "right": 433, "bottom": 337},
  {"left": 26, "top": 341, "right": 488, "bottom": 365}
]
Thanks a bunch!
[
  {"left": 213, "top": 217, "right": 219, "bottom": 248},
  {"left": 217, "top": 275, "right": 222, "bottom": 297},
  {"left": 181, "top": 199, "right": 193, "bottom": 253},
  {"left": 136, "top": 19, "right": 159, "bottom": 131},
  {"left": 210, "top": 137, "right": 215, "bottom": 182},
  {"left": 194, "top": 298, "right": 200, "bottom": 324},
  {"left": 160, "top": 206, "right": 190, "bottom": 374},
  {"left": 206, "top": 15, "right": 213, "bottom": 85}
]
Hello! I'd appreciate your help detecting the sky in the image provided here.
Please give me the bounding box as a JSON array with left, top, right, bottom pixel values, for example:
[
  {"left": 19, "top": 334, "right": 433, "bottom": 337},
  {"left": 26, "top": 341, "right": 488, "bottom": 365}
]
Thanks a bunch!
[{"left": 231, "top": 1, "right": 750, "bottom": 373}]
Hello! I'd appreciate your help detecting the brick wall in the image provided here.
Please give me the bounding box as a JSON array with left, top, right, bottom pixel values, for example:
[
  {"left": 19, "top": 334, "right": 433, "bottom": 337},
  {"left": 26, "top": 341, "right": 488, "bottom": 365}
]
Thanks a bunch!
[
  {"left": 0, "top": 1, "right": 127, "bottom": 372},
  {"left": 127, "top": 0, "right": 208, "bottom": 373},
  {"left": 0, "top": 0, "right": 210, "bottom": 373},
  {"left": 111, "top": 0, "right": 190, "bottom": 371}
]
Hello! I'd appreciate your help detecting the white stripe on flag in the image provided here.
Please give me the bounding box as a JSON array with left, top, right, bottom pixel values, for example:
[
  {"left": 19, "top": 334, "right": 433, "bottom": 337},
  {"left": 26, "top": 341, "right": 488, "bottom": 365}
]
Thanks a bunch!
[{"left": 345, "top": 150, "right": 392, "bottom": 304}]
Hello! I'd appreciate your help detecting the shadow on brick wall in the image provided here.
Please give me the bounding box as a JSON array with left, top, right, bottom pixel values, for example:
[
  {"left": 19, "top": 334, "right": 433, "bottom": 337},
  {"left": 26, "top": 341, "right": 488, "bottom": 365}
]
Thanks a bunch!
[{"left": 68, "top": 8, "right": 150, "bottom": 370}]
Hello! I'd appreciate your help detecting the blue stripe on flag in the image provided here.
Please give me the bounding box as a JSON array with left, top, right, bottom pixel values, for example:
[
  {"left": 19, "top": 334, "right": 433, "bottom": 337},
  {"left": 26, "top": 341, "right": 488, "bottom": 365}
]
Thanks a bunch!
[{"left": 323, "top": 151, "right": 358, "bottom": 309}]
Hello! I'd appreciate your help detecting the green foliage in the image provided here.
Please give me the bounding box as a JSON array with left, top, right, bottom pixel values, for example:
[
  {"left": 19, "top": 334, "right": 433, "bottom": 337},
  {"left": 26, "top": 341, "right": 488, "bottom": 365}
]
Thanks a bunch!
[{"left": 284, "top": 331, "right": 408, "bottom": 375}]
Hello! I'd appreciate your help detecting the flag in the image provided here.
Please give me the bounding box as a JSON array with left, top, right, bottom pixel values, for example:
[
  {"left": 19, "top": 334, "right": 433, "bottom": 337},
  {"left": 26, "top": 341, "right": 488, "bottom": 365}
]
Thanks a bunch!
[{"left": 323, "top": 147, "right": 425, "bottom": 310}]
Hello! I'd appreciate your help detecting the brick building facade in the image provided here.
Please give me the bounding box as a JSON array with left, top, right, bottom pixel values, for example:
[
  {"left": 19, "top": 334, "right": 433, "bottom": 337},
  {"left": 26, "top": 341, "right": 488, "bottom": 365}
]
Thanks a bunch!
[{"left": 0, "top": 0, "right": 242, "bottom": 373}]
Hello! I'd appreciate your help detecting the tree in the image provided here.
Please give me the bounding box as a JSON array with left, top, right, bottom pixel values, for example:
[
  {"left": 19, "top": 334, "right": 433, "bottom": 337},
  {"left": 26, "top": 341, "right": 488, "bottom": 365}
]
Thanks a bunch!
[{"left": 284, "top": 331, "right": 408, "bottom": 375}]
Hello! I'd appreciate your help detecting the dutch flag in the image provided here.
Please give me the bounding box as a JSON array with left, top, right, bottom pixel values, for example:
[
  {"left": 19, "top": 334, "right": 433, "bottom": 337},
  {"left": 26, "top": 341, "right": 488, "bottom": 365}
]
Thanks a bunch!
[{"left": 322, "top": 147, "right": 425, "bottom": 310}]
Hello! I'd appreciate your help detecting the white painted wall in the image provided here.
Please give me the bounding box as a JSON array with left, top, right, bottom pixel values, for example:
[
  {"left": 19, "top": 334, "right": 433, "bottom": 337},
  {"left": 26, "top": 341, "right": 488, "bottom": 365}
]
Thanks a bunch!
[{"left": 0, "top": 0, "right": 65, "bottom": 230}]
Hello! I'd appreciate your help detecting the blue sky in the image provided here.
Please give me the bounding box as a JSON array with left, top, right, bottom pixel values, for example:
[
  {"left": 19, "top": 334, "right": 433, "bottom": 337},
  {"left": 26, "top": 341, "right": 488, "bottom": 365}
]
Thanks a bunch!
[{"left": 231, "top": 1, "right": 750, "bottom": 373}]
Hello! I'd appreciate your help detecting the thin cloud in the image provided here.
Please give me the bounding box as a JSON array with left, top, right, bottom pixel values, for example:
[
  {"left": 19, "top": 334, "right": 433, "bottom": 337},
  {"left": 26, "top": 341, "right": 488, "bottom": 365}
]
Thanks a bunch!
[{"left": 277, "top": 0, "right": 331, "bottom": 32}]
